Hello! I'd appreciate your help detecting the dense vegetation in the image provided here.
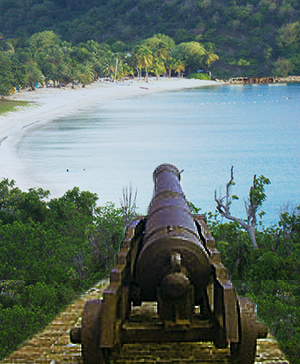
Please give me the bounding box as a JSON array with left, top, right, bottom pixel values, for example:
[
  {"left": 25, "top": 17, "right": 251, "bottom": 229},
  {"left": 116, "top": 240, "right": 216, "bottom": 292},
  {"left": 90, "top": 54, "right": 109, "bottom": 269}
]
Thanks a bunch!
[
  {"left": 0, "top": 30, "right": 218, "bottom": 95},
  {"left": 208, "top": 210, "right": 300, "bottom": 363},
  {"left": 0, "top": 0, "right": 300, "bottom": 79},
  {"left": 1, "top": 1, "right": 299, "bottom": 360},
  {"left": 209, "top": 171, "right": 300, "bottom": 363},
  {"left": 0, "top": 176, "right": 299, "bottom": 362},
  {"left": 0, "top": 179, "right": 130, "bottom": 359}
]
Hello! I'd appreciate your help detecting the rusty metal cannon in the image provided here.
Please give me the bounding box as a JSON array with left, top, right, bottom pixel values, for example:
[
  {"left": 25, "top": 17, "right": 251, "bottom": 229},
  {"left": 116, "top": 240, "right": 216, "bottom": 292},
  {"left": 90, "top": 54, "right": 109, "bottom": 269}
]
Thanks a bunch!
[{"left": 70, "top": 163, "right": 267, "bottom": 364}]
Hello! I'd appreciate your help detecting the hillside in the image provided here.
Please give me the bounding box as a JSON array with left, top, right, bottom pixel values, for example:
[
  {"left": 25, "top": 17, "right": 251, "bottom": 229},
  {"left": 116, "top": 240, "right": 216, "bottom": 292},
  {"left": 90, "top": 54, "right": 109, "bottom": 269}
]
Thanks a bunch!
[{"left": 1, "top": 0, "right": 300, "bottom": 77}]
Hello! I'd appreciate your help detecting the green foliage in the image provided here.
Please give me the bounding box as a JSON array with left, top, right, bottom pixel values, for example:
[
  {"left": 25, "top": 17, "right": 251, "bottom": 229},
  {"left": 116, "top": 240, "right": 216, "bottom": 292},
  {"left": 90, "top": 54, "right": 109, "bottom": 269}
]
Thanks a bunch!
[
  {"left": 0, "top": 304, "right": 45, "bottom": 357},
  {"left": 215, "top": 168, "right": 271, "bottom": 250},
  {"left": 208, "top": 206, "right": 300, "bottom": 364},
  {"left": 29, "top": 30, "right": 61, "bottom": 49},
  {"left": 187, "top": 72, "right": 211, "bottom": 80},
  {"left": 200, "top": 42, "right": 219, "bottom": 70},
  {"left": 25, "top": 62, "right": 44, "bottom": 89},
  {"left": 0, "top": 179, "right": 129, "bottom": 360},
  {"left": 10, "top": 57, "right": 28, "bottom": 88},
  {"left": 230, "top": 58, "right": 251, "bottom": 66},
  {"left": 0, "top": 52, "right": 14, "bottom": 95},
  {"left": 135, "top": 44, "right": 153, "bottom": 80},
  {"left": 187, "top": 201, "right": 201, "bottom": 214},
  {"left": 0, "top": 0, "right": 300, "bottom": 77},
  {"left": 0, "top": 172, "right": 299, "bottom": 362},
  {"left": 1, "top": 27, "right": 219, "bottom": 90},
  {"left": 0, "top": 98, "right": 30, "bottom": 115},
  {"left": 276, "top": 21, "right": 300, "bottom": 50},
  {"left": 250, "top": 175, "right": 271, "bottom": 210},
  {"left": 170, "top": 41, "right": 206, "bottom": 74},
  {"left": 150, "top": 58, "right": 166, "bottom": 79},
  {"left": 273, "top": 57, "right": 293, "bottom": 77},
  {"left": 144, "top": 34, "right": 174, "bottom": 60},
  {"left": 86, "top": 202, "right": 126, "bottom": 273}
]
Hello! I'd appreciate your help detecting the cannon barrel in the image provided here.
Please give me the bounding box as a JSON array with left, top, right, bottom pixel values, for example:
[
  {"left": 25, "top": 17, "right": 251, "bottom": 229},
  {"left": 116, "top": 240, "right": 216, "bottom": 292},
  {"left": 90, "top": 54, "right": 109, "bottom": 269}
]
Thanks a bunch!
[
  {"left": 135, "top": 163, "right": 211, "bottom": 303},
  {"left": 70, "top": 163, "right": 268, "bottom": 364}
]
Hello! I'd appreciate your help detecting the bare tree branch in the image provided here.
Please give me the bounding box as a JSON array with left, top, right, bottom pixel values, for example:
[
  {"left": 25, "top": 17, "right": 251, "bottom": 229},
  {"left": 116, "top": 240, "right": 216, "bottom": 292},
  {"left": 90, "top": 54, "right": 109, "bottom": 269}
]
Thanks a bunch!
[
  {"left": 120, "top": 182, "right": 137, "bottom": 226},
  {"left": 214, "top": 166, "right": 261, "bottom": 249}
]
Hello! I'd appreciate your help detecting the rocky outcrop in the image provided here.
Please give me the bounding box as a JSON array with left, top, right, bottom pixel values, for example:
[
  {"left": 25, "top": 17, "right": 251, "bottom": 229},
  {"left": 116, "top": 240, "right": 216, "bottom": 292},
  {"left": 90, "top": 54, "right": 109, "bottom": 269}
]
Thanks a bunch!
[
  {"left": 275, "top": 76, "right": 300, "bottom": 83},
  {"left": 227, "top": 75, "right": 300, "bottom": 84}
]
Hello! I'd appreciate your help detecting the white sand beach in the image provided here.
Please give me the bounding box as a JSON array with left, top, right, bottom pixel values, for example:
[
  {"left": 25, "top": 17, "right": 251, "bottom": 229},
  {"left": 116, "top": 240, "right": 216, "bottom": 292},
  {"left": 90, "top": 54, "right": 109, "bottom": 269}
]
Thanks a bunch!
[
  {"left": 0, "top": 78, "right": 219, "bottom": 195},
  {"left": 0, "top": 78, "right": 218, "bottom": 138}
]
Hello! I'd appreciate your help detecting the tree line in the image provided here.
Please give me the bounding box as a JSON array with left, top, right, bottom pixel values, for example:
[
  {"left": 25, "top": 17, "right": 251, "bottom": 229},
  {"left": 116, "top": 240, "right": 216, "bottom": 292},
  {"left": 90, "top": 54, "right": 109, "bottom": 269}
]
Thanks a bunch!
[
  {"left": 0, "top": 30, "right": 218, "bottom": 96},
  {"left": 0, "top": 0, "right": 299, "bottom": 78}
]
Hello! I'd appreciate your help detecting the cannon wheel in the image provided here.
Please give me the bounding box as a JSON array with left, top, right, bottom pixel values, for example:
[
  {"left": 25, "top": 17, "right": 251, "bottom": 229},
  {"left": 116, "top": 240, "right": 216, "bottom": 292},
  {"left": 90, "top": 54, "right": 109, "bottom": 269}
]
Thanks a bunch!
[
  {"left": 81, "top": 299, "right": 106, "bottom": 364},
  {"left": 230, "top": 297, "right": 257, "bottom": 364}
]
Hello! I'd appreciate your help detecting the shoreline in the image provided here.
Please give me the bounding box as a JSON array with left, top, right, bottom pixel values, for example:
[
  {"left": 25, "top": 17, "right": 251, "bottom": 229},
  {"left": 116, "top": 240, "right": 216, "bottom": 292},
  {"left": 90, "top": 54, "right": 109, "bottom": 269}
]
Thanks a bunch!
[
  {"left": 0, "top": 77, "right": 220, "bottom": 193},
  {"left": 0, "top": 78, "right": 220, "bottom": 139}
]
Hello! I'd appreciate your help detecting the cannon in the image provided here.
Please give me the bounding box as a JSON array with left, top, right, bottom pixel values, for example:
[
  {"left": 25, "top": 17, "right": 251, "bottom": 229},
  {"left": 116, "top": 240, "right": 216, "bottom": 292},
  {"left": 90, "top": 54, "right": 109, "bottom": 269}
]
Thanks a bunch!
[{"left": 70, "top": 163, "right": 267, "bottom": 364}]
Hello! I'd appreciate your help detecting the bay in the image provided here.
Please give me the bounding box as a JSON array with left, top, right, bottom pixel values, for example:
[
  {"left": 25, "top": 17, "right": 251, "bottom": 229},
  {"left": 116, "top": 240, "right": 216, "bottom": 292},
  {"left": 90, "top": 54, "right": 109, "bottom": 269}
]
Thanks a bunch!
[{"left": 16, "top": 83, "right": 300, "bottom": 225}]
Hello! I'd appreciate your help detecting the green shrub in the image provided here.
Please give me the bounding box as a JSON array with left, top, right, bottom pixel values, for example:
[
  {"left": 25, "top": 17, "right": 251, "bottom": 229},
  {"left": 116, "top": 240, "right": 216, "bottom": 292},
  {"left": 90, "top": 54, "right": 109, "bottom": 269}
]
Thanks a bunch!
[{"left": 187, "top": 72, "right": 211, "bottom": 80}]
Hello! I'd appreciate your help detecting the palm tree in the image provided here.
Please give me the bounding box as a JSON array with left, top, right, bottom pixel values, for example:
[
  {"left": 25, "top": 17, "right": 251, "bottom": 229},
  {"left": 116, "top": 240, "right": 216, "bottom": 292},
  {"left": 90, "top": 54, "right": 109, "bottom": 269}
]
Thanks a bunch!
[
  {"left": 29, "top": 30, "right": 61, "bottom": 50},
  {"left": 101, "top": 54, "right": 118, "bottom": 81},
  {"left": 136, "top": 45, "right": 153, "bottom": 81},
  {"left": 25, "top": 62, "right": 43, "bottom": 90},
  {"left": 145, "top": 34, "right": 174, "bottom": 61},
  {"left": 0, "top": 40, "right": 15, "bottom": 58},
  {"left": 165, "top": 57, "right": 177, "bottom": 78},
  {"left": 34, "top": 44, "right": 65, "bottom": 85},
  {"left": 123, "top": 64, "right": 135, "bottom": 78},
  {"left": 131, "top": 46, "right": 142, "bottom": 79},
  {"left": 150, "top": 58, "right": 166, "bottom": 80},
  {"left": 174, "top": 60, "right": 186, "bottom": 78},
  {"left": 45, "top": 45, "right": 63, "bottom": 66},
  {"left": 44, "top": 63, "right": 59, "bottom": 86},
  {"left": 56, "top": 63, "right": 72, "bottom": 85},
  {"left": 153, "top": 41, "right": 169, "bottom": 61},
  {"left": 116, "top": 61, "right": 134, "bottom": 81},
  {"left": 45, "top": 63, "right": 70, "bottom": 87},
  {"left": 76, "top": 63, "right": 95, "bottom": 87},
  {"left": 170, "top": 42, "right": 205, "bottom": 74},
  {"left": 61, "top": 42, "right": 72, "bottom": 60},
  {"left": 88, "top": 55, "right": 102, "bottom": 80},
  {"left": 201, "top": 43, "right": 219, "bottom": 70},
  {"left": 69, "top": 65, "right": 80, "bottom": 87}
]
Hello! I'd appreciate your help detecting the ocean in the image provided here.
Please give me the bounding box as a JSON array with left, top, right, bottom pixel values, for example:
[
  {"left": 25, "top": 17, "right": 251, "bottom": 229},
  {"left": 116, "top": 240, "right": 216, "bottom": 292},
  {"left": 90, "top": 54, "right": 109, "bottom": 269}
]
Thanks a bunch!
[{"left": 14, "top": 83, "right": 300, "bottom": 226}]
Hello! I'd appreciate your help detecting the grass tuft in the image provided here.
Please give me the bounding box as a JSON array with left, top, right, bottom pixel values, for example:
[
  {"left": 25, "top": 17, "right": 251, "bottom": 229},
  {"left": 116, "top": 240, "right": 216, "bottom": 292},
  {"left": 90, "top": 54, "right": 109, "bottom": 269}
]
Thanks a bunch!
[{"left": 0, "top": 97, "right": 30, "bottom": 115}]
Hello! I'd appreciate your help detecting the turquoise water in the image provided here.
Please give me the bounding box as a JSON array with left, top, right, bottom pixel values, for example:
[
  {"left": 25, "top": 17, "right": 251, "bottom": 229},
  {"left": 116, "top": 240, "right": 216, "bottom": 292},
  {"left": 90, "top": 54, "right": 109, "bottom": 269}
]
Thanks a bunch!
[{"left": 17, "top": 83, "right": 300, "bottom": 225}]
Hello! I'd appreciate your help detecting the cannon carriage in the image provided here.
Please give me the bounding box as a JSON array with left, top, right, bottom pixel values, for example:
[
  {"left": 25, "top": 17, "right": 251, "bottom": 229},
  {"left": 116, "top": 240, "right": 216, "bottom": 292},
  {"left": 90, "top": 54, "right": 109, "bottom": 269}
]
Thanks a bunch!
[{"left": 70, "top": 163, "right": 267, "bottom": 363}]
